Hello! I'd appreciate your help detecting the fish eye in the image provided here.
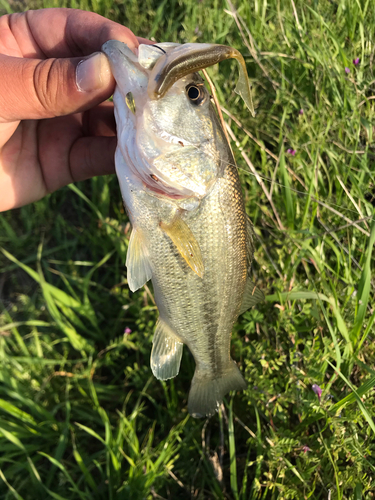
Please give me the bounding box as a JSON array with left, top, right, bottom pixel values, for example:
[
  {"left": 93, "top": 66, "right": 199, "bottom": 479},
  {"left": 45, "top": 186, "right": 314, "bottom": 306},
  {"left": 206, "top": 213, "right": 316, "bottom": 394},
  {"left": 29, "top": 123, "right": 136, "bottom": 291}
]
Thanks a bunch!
[{"left": 186, "top": 84, "right": 206, "bottom": 105}]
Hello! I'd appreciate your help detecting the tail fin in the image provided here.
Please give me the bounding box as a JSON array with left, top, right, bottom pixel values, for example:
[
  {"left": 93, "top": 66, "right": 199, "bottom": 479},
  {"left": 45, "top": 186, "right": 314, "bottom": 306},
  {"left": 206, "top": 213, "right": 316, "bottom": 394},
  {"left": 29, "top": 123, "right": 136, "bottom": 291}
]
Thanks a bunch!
[{"left": 188, "top": 360, "right": 247, "bottom": 418}]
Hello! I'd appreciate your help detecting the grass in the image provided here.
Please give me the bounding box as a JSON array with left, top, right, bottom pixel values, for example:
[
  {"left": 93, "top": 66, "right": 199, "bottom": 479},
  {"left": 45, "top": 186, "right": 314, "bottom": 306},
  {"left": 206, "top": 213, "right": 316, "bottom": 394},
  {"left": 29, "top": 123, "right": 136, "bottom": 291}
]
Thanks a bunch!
[{"left": 1, "top": 0, "right": 375, "bottom": 498}]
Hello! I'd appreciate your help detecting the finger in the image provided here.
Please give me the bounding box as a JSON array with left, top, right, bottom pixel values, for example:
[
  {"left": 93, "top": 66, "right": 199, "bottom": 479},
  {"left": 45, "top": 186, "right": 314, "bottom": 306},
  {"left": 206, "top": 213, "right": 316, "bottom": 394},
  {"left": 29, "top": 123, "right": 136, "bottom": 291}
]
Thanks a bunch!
[
  {"left": 69, "top": 135, "right": 116, "bottom": 182},
  {"left": 82, "top": 101, "right": 116, "bottom": 137},
  {"left": 1, "top": 112, "right": 117, "bottom": 211},
  {"left": 0, "top": 9, "right": 145, "bottom": 123},
  {"left": 137, "top": 37, "right": 155, "bottom": 46},
  {"left": 37, "top": 114, "right": 116, "bottom": 192},
  {"left": 1, "top": 132, "right": 117, "bottom": 211},
  {"left": 1, "top": 119, "right": 47, "bottom": 210},
  {"left": 0, "top": 52, "right": 114, "bottom": 122},
  {"left": 1, "top": 9, "right": 139, "bottom": 58}
]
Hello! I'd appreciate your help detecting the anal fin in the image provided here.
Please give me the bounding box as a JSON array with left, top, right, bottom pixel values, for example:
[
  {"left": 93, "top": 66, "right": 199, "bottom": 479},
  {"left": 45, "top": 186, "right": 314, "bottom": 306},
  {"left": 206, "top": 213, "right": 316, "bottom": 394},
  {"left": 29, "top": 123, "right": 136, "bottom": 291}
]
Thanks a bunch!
[
  {"left": 239, "top": 279, "right": 265, "bottom": 315},
  {"left": 160, "top": 215, "right": 204, "bottom": 278},
  {"left": 151, "top": 319, "right": 184, "bottom": 380},
  {"left": 126, "top": 228, "right": 152, "bottom": 292}
]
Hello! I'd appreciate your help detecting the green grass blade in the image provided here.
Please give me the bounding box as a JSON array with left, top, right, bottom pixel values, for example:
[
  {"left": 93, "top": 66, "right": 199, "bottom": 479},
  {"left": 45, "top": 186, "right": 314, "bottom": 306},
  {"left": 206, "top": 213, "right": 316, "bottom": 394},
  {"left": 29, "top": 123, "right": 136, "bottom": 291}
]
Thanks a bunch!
[
  {"left": 72, "top": 446, "right": 97, "bottom": 490},
  {"left": 0, "top": 399, "right": 37, "bottom": 425},
  {"left": 327, "top": 361, "right": 375, "bottom": 434},
  {"left": 331, "top": 372, "right": 375, "bottom": 413},
  {"left": 0, "top": 426, "right": 27, "bottom": 452},
  {"left": 228, "top": 397, "right": 239, "bottom": 500},
  {"left": 38, "top": 452, "right": 89, "bottom": 500},
  {"left": 279, "top": 147, "right": 295, "bottom": 229},
  {"left": 350, "top": 219, "right": 375, "bottom": 346},
  {"left": 0, "top": 468, "right": 25, "bottom": 500}
]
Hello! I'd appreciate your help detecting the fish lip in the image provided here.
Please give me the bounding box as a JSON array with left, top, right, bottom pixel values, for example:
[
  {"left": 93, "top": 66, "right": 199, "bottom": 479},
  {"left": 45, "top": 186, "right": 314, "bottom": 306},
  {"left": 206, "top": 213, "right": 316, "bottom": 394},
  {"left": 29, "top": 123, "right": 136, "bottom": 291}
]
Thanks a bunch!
[
  {"left": 101, "top": 40, "right": 138, "bottom": 63},
  {"left": 142, "top": 181, "right": 193, "bottom": 200},
  {"left": 101, "top": 40, "right": 148, "bottom": 97},
  {"left": 141, "top": 174, "right": 196, "bottom": 200},
  {"left": 103, "top": 40, "right": 218, "bottom": 200}
]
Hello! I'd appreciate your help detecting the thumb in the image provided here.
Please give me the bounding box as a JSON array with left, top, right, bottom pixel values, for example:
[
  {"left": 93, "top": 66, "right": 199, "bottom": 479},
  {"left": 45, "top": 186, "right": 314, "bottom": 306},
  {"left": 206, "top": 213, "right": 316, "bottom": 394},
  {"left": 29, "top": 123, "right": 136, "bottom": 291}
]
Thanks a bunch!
[{"left": 0, "top": 52, "right": 115, "bottom": 123}]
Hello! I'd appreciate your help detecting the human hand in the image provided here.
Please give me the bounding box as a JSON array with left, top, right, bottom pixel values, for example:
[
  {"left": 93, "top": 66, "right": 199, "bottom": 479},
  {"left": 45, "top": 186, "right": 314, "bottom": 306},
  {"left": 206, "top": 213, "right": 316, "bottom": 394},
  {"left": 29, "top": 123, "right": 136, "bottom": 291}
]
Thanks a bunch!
[{"left": 0, "top": 8, "right": 149, "bottom": 212}]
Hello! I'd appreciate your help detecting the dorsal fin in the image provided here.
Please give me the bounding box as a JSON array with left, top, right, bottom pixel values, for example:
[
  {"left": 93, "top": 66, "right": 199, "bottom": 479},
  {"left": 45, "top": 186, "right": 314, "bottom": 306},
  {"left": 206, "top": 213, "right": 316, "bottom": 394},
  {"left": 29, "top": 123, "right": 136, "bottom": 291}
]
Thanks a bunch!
[
  {"left": 245, "top": 214, "right": 255, "bottom": 270},
  {"left": 239, "top": 279, "right": 265, "bottom": 315},
  {"left": 240, "top": 214, "right": 264, "bottom": 314}
]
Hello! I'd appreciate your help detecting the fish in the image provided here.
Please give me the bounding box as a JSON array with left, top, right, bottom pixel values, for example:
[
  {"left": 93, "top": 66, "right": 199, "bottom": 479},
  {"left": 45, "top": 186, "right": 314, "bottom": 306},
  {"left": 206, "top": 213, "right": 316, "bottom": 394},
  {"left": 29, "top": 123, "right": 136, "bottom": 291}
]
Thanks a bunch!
[{"left": 101, "top": 40, "right": 264, "bottom": 418}]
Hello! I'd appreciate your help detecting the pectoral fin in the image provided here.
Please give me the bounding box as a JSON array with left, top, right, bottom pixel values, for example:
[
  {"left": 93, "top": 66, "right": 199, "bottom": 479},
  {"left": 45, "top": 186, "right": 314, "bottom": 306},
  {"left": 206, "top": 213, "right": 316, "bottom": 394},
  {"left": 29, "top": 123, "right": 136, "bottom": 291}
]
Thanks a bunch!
[
  {"left": 239, "top": 279, "right": 265, "bottom": 315},
  {"left": 126, "top": 228, "right": 153, "bottom": 292},
  {"left": 160, "top": 216, "right": 204, "bottom": 278},
  {"left": 151, "top": 319, "right": 184, "bottom": 380}
]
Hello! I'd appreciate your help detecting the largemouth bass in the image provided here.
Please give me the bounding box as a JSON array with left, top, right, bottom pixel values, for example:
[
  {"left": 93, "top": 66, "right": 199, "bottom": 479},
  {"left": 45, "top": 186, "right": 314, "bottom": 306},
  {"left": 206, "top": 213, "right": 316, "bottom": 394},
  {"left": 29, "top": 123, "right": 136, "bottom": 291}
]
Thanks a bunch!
[{"left": 102, "top": 41, "right": 263, "bottom": 417}]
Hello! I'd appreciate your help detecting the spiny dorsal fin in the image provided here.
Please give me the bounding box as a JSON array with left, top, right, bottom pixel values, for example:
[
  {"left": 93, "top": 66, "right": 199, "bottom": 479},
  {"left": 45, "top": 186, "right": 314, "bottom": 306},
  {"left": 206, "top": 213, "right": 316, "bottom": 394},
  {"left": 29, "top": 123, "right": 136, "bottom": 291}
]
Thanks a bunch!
[
  {"left": 239, "top": 279, "right": 265, "bottom": 315},
  {"left": 160, "top": 215, "right": 204, "bottom": 278},
  {"left": 126, "top": 228, "right": 153, "bottom": 292},
  {"left": 151, "top": 319, "right": 184, "bottom": 380}
]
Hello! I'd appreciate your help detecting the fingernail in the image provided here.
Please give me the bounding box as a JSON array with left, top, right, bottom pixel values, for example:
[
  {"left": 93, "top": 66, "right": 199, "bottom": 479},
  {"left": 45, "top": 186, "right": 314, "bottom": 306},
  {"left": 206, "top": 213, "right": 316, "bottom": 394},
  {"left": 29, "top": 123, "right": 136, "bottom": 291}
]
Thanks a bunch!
[{"left": 76, "top": 52, "right": 112, "bottom": 92}]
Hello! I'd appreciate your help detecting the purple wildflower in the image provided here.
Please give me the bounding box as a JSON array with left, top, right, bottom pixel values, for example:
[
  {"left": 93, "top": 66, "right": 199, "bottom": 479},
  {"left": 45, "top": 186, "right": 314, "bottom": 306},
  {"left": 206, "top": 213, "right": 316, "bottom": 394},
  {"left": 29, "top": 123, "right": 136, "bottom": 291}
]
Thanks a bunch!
[
  {"left": 286, "top": 148, "right": 296, "bottom": 156},
  {"left": 353, "top": 57, "right": 360, "bottom": 66},
  {"left": 312, "top": 384, "right": 322, "bottom": 401},
  {"left": 302, "top": 445, "right": 311, "bottom": 453},
  {"left": 124, "top": 327, "right": 132, "bottom": 334},
  {"left": 299, "top": 109, "right": 304, "bottom": 115},
  {"left": 345, "top": 67, "right": 350, "bottom": 74}
]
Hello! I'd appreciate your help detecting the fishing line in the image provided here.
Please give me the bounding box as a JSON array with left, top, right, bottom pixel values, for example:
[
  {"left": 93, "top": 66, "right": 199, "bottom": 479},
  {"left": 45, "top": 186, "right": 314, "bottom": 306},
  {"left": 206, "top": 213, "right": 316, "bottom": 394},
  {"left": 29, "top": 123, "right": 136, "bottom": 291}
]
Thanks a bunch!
[
  {"left": 188, "top": 71, "right": 375, "bottom": 228},
  {"left": 223, "top": 133, "right": 375, "bottom": 223},
  {"left": 229, "top": 142, "right": 375, "bottom": 213},
  {"left": 235, "top": 164, "right": 375, "bottom": 223},
  {"left": 186, "top": 139, "right": 375, "bottom": 227},
  {"left": 195, "top": 70, "right": 375, "bottom": 231},
  {"left": 153, "top": 45, "right": 167, "bottom": 54},
  {"left": 169, "top": 131, "right": 373, "bottom": 270},
  {"left": 172, "top": 138, "right": 373, "bottom": 269}
]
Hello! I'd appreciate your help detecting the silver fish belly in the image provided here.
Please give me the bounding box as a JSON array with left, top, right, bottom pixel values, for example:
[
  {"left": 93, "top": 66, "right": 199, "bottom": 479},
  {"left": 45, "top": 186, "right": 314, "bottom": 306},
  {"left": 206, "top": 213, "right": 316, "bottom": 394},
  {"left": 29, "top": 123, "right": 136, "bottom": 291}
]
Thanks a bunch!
[{"left": 102, "top": 40, "right": 262, "bottom": 417}]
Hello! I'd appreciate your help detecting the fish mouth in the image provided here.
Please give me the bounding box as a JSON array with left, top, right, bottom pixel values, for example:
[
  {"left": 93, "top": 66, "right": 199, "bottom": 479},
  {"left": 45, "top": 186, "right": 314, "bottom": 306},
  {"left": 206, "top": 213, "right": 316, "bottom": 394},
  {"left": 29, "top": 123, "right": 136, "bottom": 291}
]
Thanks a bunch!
[
  {"left": 101, "top": 41, "right": 220, "bottom": 201},
  {"left": 147, "top": 43, "right": 255, "bottom": 116},
  {"left": 101, "top": 40, "right": 147, "bottom": 90},
  {"left": 102, "top": 41, "right": 192, "bottom": 199}
]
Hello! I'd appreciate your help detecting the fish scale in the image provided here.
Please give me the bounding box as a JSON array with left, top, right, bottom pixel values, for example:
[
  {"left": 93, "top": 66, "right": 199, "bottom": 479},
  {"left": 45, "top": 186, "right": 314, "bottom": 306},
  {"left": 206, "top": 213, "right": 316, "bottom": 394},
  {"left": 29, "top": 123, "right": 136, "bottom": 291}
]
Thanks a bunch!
[
  {"left": 120, "top": 154, "right": 248, "bottom": 416},
  {"left": 102, "top": 40, "right": 262, "bottom": 417}
]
